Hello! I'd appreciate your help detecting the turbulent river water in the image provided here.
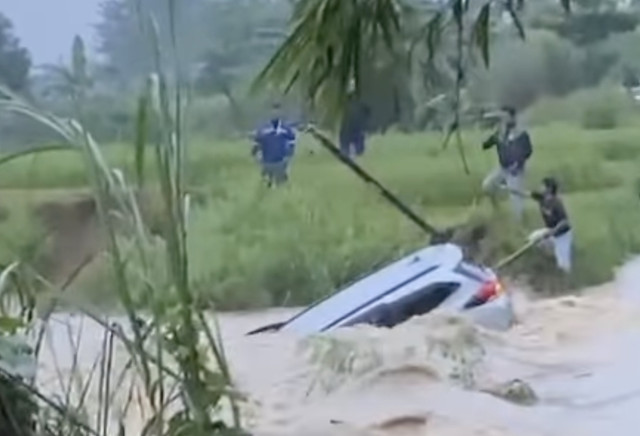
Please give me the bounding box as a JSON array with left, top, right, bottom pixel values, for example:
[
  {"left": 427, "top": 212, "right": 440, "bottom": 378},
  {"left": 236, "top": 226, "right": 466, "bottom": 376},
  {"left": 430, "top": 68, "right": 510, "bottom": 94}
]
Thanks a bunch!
[{"left": 37, "top": 257, "right": 640, "bottom": 435}]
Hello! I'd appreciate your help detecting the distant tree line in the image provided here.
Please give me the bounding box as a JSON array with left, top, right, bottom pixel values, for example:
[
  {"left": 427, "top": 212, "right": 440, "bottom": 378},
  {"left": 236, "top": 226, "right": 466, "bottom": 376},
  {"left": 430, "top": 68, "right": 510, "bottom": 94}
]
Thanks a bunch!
[{"left": 2, "top": 0, "right": 640, "bottom": 147}]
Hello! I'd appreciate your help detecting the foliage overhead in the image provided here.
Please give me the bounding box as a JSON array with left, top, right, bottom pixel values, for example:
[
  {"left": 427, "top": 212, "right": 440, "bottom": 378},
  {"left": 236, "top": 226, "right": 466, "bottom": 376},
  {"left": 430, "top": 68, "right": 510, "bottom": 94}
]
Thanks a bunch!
[{"left": 253, "top": 0, "right": 574, "bottom": 127}]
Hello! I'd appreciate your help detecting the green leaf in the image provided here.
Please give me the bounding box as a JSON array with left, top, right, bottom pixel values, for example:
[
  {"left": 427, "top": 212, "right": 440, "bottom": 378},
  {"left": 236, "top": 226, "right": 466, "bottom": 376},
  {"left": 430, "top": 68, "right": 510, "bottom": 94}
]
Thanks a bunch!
[
  {"left": 426, "top": 13, "right": 443, "bottom": 61},
  {"left": 506, "top": 0, "right": 526, "bottom": 40},
  {"left": 474, "top": 3, "right": 491, "bottom": 67},
  {"left": 134, "top": 88, "right": 150, "bottom": 186},
  {"left": 0, "top": 262, "right": 19, "bottom": 302},
  {"left": 452, "top": 0, "right": 464, "bottom": 27},
  {"left": 0, "top": 144, "right": 73, "bottom": 168},
  {"left": 253, "top": 0, "right": 404, "bottom": 127},
  {"left": 0, "top": 85, "right": 78, "bottom": 143},
  {"left": 0, "top": 262, "right": 20, "bottom": 318},
  {"left": 167, "top": 411, "right": 193, "bottom": 436},
  {"left": 561, "top": 0, "right": 571, "bottom": 13}
]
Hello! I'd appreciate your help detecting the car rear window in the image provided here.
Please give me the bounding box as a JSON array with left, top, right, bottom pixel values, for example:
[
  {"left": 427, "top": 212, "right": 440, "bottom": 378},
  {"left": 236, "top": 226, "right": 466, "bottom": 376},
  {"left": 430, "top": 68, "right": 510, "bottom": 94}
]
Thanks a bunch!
[{"left": 342, "top": 282, "right": 459, "bottom": 329}]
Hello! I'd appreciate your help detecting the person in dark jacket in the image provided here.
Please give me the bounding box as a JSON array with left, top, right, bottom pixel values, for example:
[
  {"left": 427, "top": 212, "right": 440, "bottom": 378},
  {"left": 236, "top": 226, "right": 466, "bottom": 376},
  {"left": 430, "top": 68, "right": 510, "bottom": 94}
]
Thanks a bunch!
[
  {"left": 339, "top": 99, "right": 371, "bottom": 158},
  {"left": 481, "top": 106, "right": 533, "bottom": 220},
  {"left": 526, "top": 177, "right": 572, "bottom": 273},
  {"left": 252, "top": 103, "right": 296, "bottom": 187}
]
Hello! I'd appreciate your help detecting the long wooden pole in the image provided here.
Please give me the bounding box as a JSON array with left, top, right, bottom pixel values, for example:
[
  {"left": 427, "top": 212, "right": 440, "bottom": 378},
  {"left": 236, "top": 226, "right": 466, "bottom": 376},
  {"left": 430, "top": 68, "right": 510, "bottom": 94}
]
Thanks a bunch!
[{"left": 305, "top": 125, "right": 448, "bottom": 242}]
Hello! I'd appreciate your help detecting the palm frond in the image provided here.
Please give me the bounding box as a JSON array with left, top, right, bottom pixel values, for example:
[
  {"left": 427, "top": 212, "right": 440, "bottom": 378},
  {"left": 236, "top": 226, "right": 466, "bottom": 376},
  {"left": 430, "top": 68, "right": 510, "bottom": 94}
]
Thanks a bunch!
[
  {"left": 253, "top": 0, "right": 406, "bottom": 127},
  {"left": 255, "top": 0, "right": 572, "bottom": 130}
]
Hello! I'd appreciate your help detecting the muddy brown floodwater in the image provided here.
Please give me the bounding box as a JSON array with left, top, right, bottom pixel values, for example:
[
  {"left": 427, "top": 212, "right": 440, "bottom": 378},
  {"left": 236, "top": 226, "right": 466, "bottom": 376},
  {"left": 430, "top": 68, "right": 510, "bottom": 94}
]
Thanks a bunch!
[{"left": 37, "top": 257, "right": 640, "bottom": 436}]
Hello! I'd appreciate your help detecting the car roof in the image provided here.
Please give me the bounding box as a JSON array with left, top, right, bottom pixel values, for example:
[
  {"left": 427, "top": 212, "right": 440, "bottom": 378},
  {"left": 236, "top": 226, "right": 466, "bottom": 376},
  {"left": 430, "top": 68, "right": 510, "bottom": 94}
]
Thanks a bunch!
[{"left": 280, "top": 243, "right": 464, "bottom": 334}]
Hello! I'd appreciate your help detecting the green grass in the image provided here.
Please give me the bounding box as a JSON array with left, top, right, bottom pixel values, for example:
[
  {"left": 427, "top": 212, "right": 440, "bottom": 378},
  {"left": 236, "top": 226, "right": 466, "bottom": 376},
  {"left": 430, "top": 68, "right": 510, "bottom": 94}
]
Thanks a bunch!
[{"left": 1, "top": 122, "right": 639, "bottom": 309}]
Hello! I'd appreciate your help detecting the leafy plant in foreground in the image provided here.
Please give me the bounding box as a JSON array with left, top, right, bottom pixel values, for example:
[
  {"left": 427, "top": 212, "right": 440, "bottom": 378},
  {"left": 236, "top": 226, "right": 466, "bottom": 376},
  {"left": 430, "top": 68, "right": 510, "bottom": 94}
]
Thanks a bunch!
[{"left": 0, "top": 0, "right": 244, "bottom": 434}]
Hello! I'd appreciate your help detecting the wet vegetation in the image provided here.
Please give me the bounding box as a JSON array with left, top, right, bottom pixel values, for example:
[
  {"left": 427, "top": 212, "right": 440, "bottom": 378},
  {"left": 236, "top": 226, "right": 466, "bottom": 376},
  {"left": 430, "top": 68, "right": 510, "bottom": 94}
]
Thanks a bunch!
[{"left": 0, "top": 0, "right": 639, "bottom": 434}]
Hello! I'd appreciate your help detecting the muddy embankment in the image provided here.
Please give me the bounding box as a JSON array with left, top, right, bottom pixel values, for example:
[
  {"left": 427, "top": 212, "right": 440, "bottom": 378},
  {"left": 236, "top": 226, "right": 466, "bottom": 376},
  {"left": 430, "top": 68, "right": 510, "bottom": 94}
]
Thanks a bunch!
[
  {"left": 35, "top": 196, "right": 102, "bottom": 287},
  {"left": 29, "top": 191, "right": 161, "bottom": 289}
]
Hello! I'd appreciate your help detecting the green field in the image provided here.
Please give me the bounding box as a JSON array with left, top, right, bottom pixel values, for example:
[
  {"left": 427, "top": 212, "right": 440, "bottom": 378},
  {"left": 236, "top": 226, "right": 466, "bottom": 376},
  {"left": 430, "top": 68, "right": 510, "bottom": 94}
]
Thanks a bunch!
[{"left": 0, "top": 122, "right": 639, "bottom": 310}]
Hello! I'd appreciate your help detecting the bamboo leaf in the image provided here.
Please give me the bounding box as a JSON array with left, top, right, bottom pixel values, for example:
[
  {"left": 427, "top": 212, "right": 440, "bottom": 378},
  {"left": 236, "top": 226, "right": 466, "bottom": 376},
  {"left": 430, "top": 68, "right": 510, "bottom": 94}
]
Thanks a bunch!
[
  {"left": 441, "top": 119, "right": 457, "bottom": 151},
  {"left": 134, "top": 87, "right": 150, "bottom": 187},
  {"left": 506, "top": 0, "right": 526, "bottom": 40},
  {"left": 0, "top": 262, "right": 19, "bottom": 299},
  {"left": 0, "top": 144, "right": 73, "bottom": 168},
  {"left": 376, "top": 0, "right": 399, "bottom": 50},
  {"left": 353, "top": 17, "right": 362, "bottom": 92},
  {"left": 426, "top": 12, "right": 443, "bottom": 61},
  {"left": 253, "top": 0, "right": 403, "bottom": 126},
  {"left": 0, "top": 86, "right": 79, "bottom": 143},
  {"left": 452, "top": 0, "right": 464, "bottom": 27},
  {"left": 474, "top": 3, "right": 491, "bottom": 67},
  {"left": 454, "top": 127, "right": 470, "bottom": 175}
]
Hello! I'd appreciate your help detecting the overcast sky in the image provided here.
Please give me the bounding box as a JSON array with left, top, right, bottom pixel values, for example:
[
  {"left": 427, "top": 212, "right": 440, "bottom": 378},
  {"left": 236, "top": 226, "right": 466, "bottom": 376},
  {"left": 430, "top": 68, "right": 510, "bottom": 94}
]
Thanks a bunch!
[{"left": 0, "top": 0, "right": 101, "bottom": 64}]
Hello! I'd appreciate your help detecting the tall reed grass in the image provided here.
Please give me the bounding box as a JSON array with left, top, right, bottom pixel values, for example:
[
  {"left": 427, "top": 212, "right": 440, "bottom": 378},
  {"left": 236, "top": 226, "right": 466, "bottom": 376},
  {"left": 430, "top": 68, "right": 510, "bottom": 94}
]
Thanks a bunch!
[{"left": 0, "top": 0, "right": 244, "bottom": 434}]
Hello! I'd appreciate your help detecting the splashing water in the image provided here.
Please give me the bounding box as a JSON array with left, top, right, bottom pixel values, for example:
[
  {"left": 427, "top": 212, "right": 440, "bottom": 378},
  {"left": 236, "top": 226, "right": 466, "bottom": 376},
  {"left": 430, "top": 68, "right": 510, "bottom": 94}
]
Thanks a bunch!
[{"left": 36, "top": 257, "right": 640, "bottom": 435}]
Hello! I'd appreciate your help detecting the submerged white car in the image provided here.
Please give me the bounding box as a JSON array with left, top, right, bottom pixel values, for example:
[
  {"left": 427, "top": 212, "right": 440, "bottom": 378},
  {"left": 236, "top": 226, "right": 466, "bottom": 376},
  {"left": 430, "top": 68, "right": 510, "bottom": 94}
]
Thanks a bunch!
[{"left": 248, "top": 243, "right": 514, "bottom": 335}]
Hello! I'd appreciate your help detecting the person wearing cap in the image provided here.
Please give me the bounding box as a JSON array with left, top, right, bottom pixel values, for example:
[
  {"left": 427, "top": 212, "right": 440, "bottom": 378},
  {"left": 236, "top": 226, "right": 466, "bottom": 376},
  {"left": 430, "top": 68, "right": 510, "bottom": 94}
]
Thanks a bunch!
[
  {"left": 526, "top": 177, "right": 573, "bottom": 273},
  {"left": 252, "top": 103, "right": 296, "bottom": 187},
  {"left": 481, "top": 106, "right": 533, "bottom": 220}
]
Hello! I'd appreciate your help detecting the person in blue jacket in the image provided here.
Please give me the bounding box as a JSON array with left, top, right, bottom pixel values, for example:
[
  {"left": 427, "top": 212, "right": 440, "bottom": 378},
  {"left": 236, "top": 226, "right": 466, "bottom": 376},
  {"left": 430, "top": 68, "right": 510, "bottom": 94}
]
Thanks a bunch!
[{"left": 252, "top": 103, "right": 296, "bottom": 187}]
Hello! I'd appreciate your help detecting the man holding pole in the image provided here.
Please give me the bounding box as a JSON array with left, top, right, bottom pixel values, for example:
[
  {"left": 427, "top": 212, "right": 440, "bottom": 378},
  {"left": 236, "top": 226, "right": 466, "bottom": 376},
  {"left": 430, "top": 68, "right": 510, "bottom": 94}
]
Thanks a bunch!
[
  {"left": 501, "top": 177, "right": 573, "bottom": 273},
  {"left": 527, "top": 177, "right": 573, "bottom": 273}
]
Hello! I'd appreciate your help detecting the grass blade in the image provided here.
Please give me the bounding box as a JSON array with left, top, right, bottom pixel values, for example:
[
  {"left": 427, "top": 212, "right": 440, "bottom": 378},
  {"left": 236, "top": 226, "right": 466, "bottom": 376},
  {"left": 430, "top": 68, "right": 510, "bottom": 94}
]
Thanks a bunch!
[
  {"left": 0, "top": 144, "right": 72, "bottom": 167},
  {"left": 506, "top": 0, "right": 526, "bottom": 40},
  {"left": 474, "top": 3, "right": 491, "bottom": 67},
  {"left": 134, "top": 89, "right": 150, "bottom": 187}
]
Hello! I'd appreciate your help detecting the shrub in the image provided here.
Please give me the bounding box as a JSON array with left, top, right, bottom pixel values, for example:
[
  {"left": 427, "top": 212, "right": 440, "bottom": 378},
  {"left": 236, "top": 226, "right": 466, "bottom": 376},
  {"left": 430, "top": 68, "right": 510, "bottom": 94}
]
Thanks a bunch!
[
  {"left": 526, "top": 85, "right": 636, "bottom": 129},
  {"left": 0, "top": 334, "right": 38, "bottom": 436},
  {"left": 584, "top": 86, "right": 635, "bottom": 130},
  {"left": 470, "top": 30, "right": 583, "bottom": 109},
  {"left": 582, "top": 100, "right": 619, "bottom": 130},
  {"left": 601, "top": 139, "right": 640, "bottom": 161},
  {"left": 0, "top": 374, "right": 37, "bottom": 436}
]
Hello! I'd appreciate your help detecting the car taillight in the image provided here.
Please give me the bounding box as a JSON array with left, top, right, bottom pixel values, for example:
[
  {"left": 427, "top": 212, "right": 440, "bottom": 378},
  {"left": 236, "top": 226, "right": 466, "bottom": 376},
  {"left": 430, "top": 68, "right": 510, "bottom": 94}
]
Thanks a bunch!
[{"left": 464, "top": 279, "right": 504, "bottom": 309}]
